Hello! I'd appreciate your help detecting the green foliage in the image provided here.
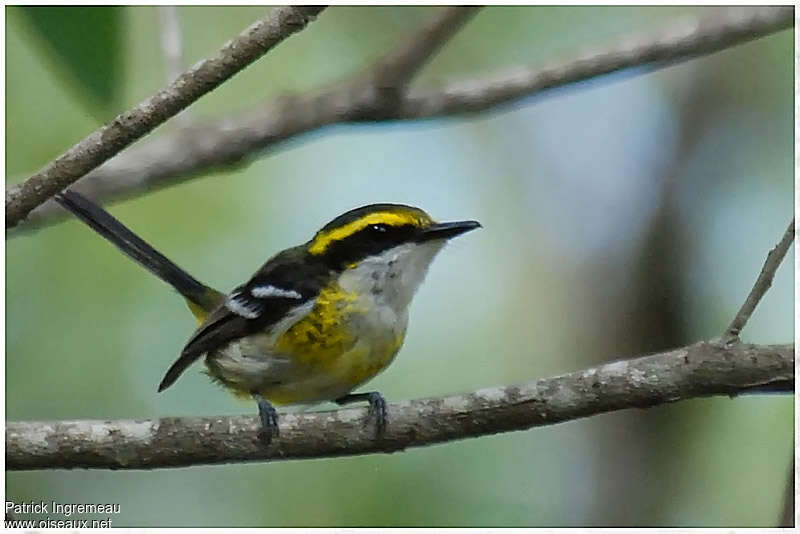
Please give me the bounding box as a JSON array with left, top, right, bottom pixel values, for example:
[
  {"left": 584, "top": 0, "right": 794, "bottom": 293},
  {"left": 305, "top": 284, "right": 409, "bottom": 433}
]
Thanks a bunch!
[{"left": 17, "top": 6, "right": 125, "bottom": 116}]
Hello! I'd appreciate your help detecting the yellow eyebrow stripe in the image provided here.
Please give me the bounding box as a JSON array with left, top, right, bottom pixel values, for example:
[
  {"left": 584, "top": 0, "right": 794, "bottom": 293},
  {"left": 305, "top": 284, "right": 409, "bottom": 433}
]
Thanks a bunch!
[{"left": 309, "top": 212, "right": 426, "bottom": 255}]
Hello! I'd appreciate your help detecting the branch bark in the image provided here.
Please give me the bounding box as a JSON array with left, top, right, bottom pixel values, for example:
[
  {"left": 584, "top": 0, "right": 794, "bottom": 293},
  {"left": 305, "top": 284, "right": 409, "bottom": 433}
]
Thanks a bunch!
[
  {"left": 5, "top": 341, "right": 793, "bottom": 471},
  {"left": 11, "top": 6, "right": 792, "bottom": 234},
  {"left": 724, "top": 219, "right": 795, "bottom": 344},
  {"left": 396, "top": 6, "right": 793, "bottom": 117},
  {"left": 5, "top": 5, "right": 327, "bottom": 229},
  {"left": 366, "top": 6, "right": 480, "bottom": 89}
]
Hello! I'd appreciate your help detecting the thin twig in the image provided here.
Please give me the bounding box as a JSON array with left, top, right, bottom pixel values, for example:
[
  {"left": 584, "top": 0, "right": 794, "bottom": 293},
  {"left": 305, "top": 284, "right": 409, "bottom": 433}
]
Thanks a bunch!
[
  {"left": 367, "top": 6, "right": 481, "bottom": 88},
  {"left": 5, "top": 5, "right": 327, "bottom": 229},
  {"left": 6, "top": 341, "right": 792, "bottom": 470},
  {"left": 157, "top": 6, "right": 184, "bottom": 84},
  {"left": 723, "top": 219, "right": 795, "bottom": 344},
  {"left": 779, "top": 455, "right": 794, "bottom": 526},
  {"left": 158, "top": 6, "right": 191, "bottom": 126},
  {"left": 10, "top": 6, "right": 792, "bottom": 234}
]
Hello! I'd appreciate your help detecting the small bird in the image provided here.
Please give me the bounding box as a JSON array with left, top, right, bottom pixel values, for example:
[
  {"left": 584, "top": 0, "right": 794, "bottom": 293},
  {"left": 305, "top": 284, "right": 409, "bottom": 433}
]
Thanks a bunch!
[{"left": 54, "top": 190, "right": 480, "bottom": 442}]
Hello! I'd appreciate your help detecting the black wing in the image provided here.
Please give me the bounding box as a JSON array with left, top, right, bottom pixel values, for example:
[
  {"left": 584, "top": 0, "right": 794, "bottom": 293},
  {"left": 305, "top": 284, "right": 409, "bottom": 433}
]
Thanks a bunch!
[{"left": 157, "top": 245, "right": 330, "bottom": 392}]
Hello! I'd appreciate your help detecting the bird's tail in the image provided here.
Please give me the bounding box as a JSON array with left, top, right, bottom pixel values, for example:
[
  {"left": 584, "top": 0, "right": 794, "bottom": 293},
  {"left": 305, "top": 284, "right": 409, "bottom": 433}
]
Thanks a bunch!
[{"left": 54, "top": 190, "right": 225, "bottom": 321}]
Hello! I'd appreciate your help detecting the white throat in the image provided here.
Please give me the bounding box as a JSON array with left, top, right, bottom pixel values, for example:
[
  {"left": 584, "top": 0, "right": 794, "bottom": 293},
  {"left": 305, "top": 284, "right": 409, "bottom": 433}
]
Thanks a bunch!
[{"left": 338, "top": 240, "right": 447, "bottom": 312}]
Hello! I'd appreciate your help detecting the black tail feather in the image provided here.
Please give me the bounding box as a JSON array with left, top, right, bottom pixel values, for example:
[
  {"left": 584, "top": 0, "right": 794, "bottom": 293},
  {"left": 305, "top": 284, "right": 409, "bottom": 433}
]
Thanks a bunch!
[
  {"left": 55, "top": 190, "right": 222, "bottom": 311},
  {"left": 158, "top": 352, "right": 199, "bottom": 392}
]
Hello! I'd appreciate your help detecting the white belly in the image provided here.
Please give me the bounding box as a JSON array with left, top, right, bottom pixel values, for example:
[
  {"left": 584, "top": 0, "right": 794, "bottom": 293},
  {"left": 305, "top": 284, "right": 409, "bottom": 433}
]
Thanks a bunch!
[{"left": 205, "top": 239, "right": 444, "bottom": 402}]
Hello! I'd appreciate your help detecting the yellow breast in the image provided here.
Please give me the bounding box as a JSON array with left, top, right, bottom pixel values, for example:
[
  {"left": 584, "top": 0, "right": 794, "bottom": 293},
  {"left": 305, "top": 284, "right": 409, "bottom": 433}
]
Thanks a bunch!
[{"left": 218, "top": 283, "right": 407, "bottom": 405}]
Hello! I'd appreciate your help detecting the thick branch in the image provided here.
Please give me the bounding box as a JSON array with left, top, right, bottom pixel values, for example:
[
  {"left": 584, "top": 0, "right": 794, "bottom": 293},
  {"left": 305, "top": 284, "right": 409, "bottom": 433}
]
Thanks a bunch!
[
  {"left": 5, "top": 5, "right": 326, "bottom": 229},
  {"left": 13, "top": 6, "right": 792, "bottom": 234},
  {"left": 724, "top": 219, "right": 795, "bottom": 343},
  {"left": 6, "top": 341, "right": 792, "bottom": 471}
]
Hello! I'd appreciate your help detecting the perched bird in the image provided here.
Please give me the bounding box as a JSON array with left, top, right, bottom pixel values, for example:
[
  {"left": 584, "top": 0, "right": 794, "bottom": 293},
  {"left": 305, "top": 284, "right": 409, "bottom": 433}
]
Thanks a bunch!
[{"left": 55, "top": 190, "right": 480, "bottom": 442}]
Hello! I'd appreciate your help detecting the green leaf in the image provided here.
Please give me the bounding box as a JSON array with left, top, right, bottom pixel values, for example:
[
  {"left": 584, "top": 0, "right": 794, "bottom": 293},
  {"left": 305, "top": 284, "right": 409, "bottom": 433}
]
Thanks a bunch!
[{"left": 19, "top": 6, "right": 124, "bottom": 115}]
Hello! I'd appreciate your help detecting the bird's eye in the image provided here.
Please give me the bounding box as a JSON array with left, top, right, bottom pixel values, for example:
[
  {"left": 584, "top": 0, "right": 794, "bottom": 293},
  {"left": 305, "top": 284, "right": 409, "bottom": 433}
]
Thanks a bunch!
[{"left": 371, "top": 224, "right": 388, "bottom": 233}]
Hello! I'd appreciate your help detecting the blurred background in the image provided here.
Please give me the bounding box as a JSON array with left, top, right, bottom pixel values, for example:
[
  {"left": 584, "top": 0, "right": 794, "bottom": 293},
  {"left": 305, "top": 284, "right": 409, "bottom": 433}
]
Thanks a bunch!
[{"left": 6, "top": 5, "right": 793, "bottom": 527}]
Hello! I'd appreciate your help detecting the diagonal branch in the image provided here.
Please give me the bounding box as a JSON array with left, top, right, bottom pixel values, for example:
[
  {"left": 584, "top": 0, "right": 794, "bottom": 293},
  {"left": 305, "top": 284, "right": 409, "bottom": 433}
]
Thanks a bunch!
[
  {"left": 367, "top": 6, "right": 481, "bottom": 88},
  {"left": 5, "top": 5, "right": 327, "bottom": 229},
  {"left": 11, "top": 6, "right": 792, "bottom": 234},
  {"left": 6, "top": 341, "right": 793, "bottom": 471},
  {"left": 723, "top": 219, "right": 795, "bottom": 343},
  {"left": 396, "top": 6, "right": 794, "bottom": 118}
]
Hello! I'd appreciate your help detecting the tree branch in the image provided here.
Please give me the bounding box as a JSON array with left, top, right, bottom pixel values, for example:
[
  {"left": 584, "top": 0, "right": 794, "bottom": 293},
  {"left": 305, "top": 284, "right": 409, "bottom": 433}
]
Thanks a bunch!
[
  {"left": 396, "top": 6, "right": 793, "bottom": 117},
  {"left": 366, "top": 6, "right": 481, "bottom": 88},
  {"left": 723, "top": 219, "right": 795, "bottom": 344},
  {"left": 5, "top": 5, "right": 327, "bottom": 229},
  {"left": 11, "top": 6, "right": 792, "bottom": 234},
  {"left": 5, "top": 341, "right": 792, "bottom": 471}
]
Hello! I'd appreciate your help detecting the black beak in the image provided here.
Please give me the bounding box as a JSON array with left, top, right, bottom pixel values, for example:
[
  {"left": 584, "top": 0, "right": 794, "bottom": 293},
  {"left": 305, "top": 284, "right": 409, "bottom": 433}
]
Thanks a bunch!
[{"left": 418, "top": 220, "right": 482, "bottom": 242}]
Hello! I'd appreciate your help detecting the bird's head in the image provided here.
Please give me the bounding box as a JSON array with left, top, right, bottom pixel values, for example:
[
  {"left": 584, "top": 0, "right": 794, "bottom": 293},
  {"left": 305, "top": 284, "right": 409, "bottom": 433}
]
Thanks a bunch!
[{"left": 307, "top": 204, "right": 481, "bottom": 309}]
